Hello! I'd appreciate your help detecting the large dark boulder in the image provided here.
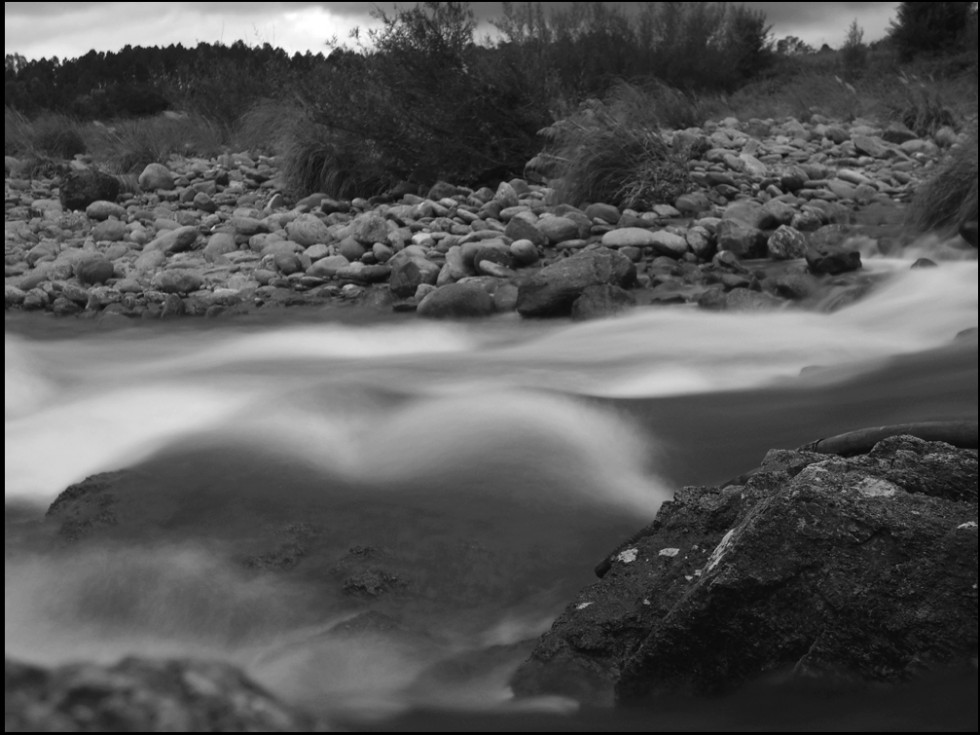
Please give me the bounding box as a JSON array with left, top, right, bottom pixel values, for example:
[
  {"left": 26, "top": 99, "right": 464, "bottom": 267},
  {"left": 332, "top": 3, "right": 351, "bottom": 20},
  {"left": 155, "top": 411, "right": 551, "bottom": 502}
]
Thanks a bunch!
[
  {"left": 805, "top": 244, "right": 862, "bottom": 275},
  {"left": 516, "top": 247, "right": 636, "bottom": 318},
  {"left": 5, "top": 656, "right": 318, "bottom": 732},
  {"left": 59, "top": 169, "right": 121, "bottom": 211},
  {"left": 511, "top": 434, "right": 978, "bottom": 706}
]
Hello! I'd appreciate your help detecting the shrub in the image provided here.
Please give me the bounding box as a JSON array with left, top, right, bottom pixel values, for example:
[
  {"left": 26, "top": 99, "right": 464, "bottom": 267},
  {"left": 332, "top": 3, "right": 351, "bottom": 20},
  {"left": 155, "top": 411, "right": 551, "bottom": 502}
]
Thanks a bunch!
[
  {"left": 908, "top": 124, "right": 978, "bottom": 233},
  {"left": 840, "top": 20, "right": 869, "bottom": 81},
  {"left": 283, "top": 2, "right": 547, "bottom": 198},
  {"left": 889, "top": 2, "right": 976, "bottom": 63},
  {"left": 546, "top": 83, "right": 691, "bottom": 209}
]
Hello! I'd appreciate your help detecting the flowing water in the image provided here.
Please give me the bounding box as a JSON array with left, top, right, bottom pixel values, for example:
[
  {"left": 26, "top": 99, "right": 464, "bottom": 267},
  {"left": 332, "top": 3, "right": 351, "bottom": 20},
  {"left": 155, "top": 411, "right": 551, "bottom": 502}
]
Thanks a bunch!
[{"left": 5, "top": 252, "right": 978, "bottom": 730}]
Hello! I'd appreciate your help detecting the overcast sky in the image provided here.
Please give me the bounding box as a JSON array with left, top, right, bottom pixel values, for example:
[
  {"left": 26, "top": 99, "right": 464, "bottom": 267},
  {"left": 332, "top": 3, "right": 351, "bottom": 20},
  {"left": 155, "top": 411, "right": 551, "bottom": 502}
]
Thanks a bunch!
[{"left": 5, "top": 2, "right": 901, "bottom": 62}]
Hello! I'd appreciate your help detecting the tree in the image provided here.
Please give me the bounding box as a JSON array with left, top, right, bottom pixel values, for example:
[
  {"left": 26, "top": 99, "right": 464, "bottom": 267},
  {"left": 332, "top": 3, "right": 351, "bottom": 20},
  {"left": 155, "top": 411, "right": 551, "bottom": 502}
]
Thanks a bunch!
[
  {"left": 840, "top": 19, "right": 868, "bottom": 80},
  {"left": 775, "top": 36, "right": 814, "bottom": 56},
  {"left": 889, "top": 2, "right": 975, "bottom": 62}
]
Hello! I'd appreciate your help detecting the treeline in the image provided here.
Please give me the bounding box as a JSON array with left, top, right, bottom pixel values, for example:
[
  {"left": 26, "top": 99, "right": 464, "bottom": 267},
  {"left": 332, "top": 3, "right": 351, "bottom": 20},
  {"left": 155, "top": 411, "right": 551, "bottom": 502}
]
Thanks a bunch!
[
  {"left": 4, "top": 42, "right": 327, "bottom": 123},
  {"left": 5, "top": 1, "right": 977, "bottom": 197}
]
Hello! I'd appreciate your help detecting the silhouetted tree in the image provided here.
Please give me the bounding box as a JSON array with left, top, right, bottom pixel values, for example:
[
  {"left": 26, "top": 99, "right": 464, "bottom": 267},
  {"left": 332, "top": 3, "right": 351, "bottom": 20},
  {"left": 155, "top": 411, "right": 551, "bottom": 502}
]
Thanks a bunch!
[{"left": 889, "top": 2, "right": 976, "bottom": 61}]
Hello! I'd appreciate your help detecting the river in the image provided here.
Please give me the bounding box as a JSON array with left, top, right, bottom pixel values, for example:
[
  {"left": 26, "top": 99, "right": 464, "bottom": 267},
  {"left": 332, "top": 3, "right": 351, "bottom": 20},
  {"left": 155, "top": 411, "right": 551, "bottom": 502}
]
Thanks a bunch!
[{"left": 5, "top": 253, "right": 977, "bottom": 730}]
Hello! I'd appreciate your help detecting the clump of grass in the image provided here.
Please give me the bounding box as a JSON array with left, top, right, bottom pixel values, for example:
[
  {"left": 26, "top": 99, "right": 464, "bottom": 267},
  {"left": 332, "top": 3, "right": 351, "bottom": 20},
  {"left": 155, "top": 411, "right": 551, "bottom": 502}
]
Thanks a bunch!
[
  {"left": 545, "top": 83, "right": 691, "bottom": 209},
  {"left": 5, "top": 108, "right": 87, "bottom": 160},
  {"left": 279, "top": 120, "right": 394, "bottom": 200},
  {"left": 233, "top": 99, "right": 297, "bottom": 155},
  {"left": 87, "top": 113, "right": 226, "bottom": 173},
  {"left": 908, "top": 124, "right": 978, "bottom": 233},
  {"left": 30, "top": 113, "right": 87, "bottom": 159},
  {"left": 894, "top": 72, "right": 958, "bottom": 138}
]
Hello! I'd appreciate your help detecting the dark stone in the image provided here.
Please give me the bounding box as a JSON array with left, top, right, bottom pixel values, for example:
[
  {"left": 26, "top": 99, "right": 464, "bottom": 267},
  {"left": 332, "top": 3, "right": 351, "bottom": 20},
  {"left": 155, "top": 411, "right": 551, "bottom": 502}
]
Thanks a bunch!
[
  {"left": 960, "top": 220, "right": 978, "bottom": 248},
  {"left": 5, "top": 657, "right": 317, "bottom": 732},
  {"left": 910, "top": 258, "right": 938, "bottom": 269},
  {"left": 389, "top": 256, "right": 439, "bottom": 297},
  {"left": 517, "top": 248, "right": 636, "bottom": 318},
  {"left": 715, "top": 219, "right": 765, "bottom": 259},
  {"left": 805, "top": 245, "right": 862, "bottom": 275},
  {"left": 511, "top": 435, "right": 978, "bottom": 706},
  {"left": 74, "top": 256, "right": 115, "bottom": 286},
  {"left": 416, "top": 282, "right": 494, "bottom": 319},
  {"left": 59, "top": 170, "right": 120, "bottom": 211},
  {"left": 570, "top": 284, "right": 637, "bottom": 321}
]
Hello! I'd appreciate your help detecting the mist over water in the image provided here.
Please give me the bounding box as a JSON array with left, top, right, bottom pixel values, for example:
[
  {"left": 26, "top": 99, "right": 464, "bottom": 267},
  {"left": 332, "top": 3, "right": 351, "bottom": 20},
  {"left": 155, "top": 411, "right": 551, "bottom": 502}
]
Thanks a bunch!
[{"left": 5, "top": 255, "right": 978, "bottom": 727}]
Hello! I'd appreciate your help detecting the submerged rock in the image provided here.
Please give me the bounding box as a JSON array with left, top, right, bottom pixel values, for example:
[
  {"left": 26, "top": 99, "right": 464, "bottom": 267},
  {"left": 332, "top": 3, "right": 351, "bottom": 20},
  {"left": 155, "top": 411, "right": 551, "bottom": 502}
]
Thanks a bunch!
[
  {"left": 511, "top": 434, "right": 978, "bottom": 705},
  {"left": 5, "top": 656, "right": 318, "bottom": 732}
]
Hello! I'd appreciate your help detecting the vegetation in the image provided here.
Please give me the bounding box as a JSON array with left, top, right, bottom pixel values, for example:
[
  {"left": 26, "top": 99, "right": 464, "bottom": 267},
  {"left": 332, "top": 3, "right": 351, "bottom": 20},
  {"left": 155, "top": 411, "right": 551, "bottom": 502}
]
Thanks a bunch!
[
  {"left": 4, "top": 2, "right": 978, "bottom": 208},
  {"left": 889, "top": 2, "right": 978, "bottom": 62},
  {"left": 908, "top": 123, "right": 979, "bottom": 233},
  {"left": 542, "top": 83, "right": 695, "bottom": 209}
]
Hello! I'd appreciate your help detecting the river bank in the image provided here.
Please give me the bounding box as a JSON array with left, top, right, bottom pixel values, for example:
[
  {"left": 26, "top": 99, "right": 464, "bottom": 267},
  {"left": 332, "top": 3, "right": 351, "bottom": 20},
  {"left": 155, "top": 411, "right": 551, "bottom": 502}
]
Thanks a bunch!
[{"left": 6, "top": 113, "right": 970, "bottom": 325}]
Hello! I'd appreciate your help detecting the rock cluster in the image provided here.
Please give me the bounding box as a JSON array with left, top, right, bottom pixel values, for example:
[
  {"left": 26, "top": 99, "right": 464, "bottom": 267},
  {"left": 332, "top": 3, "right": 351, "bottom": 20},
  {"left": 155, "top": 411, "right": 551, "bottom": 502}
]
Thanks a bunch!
[
  {"left": 5, "top": 657, "right": 319, "bottom": 732},
  {"left": 510, "top": 433, "right": 978, "bottom": 705},
  {"left": 4, "top": 114, "right": 960, "bottom": 321}
]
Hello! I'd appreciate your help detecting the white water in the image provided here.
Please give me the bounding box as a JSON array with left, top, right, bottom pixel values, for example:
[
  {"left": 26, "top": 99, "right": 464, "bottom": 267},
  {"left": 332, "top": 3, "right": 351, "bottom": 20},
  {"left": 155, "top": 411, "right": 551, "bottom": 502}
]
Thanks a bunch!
[{"left": 4, "top": 256, "right": 978, "bottom": 727}]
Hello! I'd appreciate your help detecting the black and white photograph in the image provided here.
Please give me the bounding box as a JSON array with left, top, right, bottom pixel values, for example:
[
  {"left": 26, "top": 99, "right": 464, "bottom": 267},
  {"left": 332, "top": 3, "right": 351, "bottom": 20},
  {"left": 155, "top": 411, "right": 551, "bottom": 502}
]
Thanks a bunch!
[{"left": 5, "top": 2, "right": 978, "bottom": 731}]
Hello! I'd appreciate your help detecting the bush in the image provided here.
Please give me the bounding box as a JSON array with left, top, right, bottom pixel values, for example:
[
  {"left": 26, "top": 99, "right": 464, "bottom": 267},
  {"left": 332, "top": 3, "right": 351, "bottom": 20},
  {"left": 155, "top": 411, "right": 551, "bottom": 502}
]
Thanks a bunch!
[
  {"left": 546, "top": 83, "right": 691, "bottom": 209},
  {"left": 889, "top": 2, "right": 976, "bottom": 62},
  {"left": 283, "top": 2, "right": 547, "bottom": 198},
  {"left": 908, "top": 124, "right": 978, "bottom": 233},
  {"left": 840, "top": 20, "right": 868, "bottom": 81}
]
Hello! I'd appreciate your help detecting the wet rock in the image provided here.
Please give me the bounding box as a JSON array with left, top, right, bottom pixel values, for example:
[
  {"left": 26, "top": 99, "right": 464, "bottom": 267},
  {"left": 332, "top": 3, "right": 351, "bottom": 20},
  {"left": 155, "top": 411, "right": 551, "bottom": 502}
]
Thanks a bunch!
[
  {"left": 138, "top": 162, "right": 175, "bottom": 191},
  {"left": 674, "top": 192, "right": 711, "bottom": 216},
  {"left": 308, "top": 254, "right": 351, "bottom": 278},
  {"left": 510, "top": 239, "right": 539, "bottom": 267},
  {"left": 715, "top": 219, "right": 765, "bottom": 259},
  {"left": 203, "top": 232, "right": 238, "bottom": 262},
  {"left": 504, "top": 214, "right": 545, "bottom": 246},
  {"left": 570, "top": 284, "right": 636, "bottom": 321},
  {"left": 91, "top": 219, "right": 128, "bottom": 243},
  {"left": 151, "top": 269, "right": 205, "bottom": 294},
  {"left": 286, "top": 214, "right": 332, "bottom": 247},
  {"left": 805, "top": 245, "right": 862, "bottom": 275},
  {"left": 85, "top": 200, "right": 126, "bottom": 221},
  {"left": 647, "top": 230, "right": 689, "bottom": 259},
  {"left": 74, "top": 256, "right": 115, "bottom": 286},
  {"left": 517, "top": 247, "right": 636, "bottom": 318},
  {"left": 852, "top": 135, "right": 890, "bottom": 159},
  {"left": 585, "top": 202, "right": 620, "bottom": 224},
  {"left": 512, "top": 435, "right": 978, "bottom": 705},
  {"left": 60, "top": 169, "right": 120, "bottom": 211},
  {"left": 350, "top": 213, "right": 389, "bottom": 245},
  {"left": 417, "top": 281, "right": 494, "bottom": 319},
  {"left": 767, "top": 225, "right": 808, "bottom": 260},
  {"left": 390, "top": 255, "right": 440, "bottom": 297},
  {"left": 144, "top": 225, "right": 200, "bottom": 255},
  {"left": 5, "top": 656, "right": 317, "bottom": 732},
  {"left": 601, "top": 227, "right": 656, "bottom": 249},
  {"left": 5, "top": 285, "right": 27, "bottom": 307},
  {"left": 537, "top": 216, "right": 580, "bottom": 245}
]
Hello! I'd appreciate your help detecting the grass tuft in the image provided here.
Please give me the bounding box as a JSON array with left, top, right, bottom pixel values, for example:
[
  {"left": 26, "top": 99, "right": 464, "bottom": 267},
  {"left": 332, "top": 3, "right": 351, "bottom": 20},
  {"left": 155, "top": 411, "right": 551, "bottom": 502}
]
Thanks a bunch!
[
  {"left": 908, "top": 124, "right": 978, "bottom": 233},
  {"left": 546, "top": 83, "right": 692, "bottom": 209}
]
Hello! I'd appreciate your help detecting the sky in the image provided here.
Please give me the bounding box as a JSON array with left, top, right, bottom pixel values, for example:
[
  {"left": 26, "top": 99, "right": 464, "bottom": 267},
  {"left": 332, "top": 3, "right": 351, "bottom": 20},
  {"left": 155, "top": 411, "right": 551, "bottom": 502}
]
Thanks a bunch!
[{"left": 5, "top": 2, "right": 902, "bottom": 62}]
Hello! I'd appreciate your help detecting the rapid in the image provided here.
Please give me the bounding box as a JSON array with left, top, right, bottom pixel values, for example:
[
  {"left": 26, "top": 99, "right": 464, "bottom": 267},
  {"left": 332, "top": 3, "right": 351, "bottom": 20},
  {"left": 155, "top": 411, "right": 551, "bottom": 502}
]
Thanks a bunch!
[{"left": 5, "top": 253, "right": 978, "bottom": 729}]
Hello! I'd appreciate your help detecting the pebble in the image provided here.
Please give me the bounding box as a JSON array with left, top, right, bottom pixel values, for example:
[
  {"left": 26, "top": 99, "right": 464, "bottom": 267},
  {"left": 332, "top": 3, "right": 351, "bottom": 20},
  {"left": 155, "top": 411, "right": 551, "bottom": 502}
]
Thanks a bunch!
[{"left": 3, "top": 114, "right": 948, "bottom": 321}]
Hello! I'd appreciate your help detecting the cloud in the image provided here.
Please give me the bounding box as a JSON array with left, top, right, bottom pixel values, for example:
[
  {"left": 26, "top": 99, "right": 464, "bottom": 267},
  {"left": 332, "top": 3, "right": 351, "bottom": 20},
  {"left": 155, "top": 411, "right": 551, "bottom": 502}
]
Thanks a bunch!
[{"left": 5, "top": 2, "right": 901, "bottom": 61}]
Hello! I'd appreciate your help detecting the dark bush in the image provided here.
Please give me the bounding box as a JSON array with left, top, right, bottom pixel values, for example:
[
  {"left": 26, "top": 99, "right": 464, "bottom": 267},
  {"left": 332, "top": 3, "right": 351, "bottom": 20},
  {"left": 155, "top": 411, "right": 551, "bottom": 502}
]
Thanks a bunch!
[{"left": 889, "top": 2, "right": 977, "bottom": 62}]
